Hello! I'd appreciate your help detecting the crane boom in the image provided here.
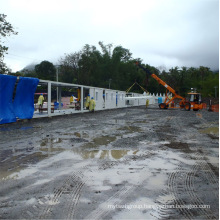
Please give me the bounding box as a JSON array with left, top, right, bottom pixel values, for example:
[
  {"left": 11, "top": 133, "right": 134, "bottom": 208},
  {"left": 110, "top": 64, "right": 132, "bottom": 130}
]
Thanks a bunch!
[
  {"left": 151, "top": 73, "right": 184, "bottom": 100},
  {"left": 135, "top": 62, "right": 186, "bottom": 109},
  {"left": 135, "top": 62, "right": 204, "bottom": 111}
]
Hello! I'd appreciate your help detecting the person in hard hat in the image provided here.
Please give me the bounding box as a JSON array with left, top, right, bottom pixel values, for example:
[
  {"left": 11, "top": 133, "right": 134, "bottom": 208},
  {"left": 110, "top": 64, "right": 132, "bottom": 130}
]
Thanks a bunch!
[
  {"left": 38, "top": 94, "right": 44, "bottom": 108},
  {"left": 89, "top": 97, "right": 96, "bottom": 112},
  {"left": 85, "top": 94, "right": 90, "bottom": 109},
  {"left": 168, "top": 93, "right": 172, "bottom": 107},
  {"left": 70, "top": 95, "right": 74, "bottom": 104},
  {"left": 146, "top": 99, "right": 149, "bottom": 108},
  {"left": 103, "top": 94, "right": 105, "bottom": 108}
]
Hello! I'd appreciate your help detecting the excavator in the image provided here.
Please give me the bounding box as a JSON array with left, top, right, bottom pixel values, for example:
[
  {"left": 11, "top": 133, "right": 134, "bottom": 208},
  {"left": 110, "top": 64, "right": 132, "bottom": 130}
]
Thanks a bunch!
[{"left": 135, "top": 62, "right": 204, "bottom": 111}]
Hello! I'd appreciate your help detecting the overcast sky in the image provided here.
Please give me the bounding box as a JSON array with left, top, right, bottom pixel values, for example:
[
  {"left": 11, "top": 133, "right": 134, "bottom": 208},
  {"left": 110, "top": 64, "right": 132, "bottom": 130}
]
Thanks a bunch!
[{"left": 1, "top": 0, "right": 219, "bottom": 72}]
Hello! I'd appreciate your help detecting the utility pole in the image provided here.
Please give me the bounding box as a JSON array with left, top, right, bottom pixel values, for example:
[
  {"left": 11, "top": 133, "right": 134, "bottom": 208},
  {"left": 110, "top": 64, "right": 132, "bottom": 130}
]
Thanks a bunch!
[
  {"left": 56, "top": 66, "right": 59, "bottom": 102},
  {"left": 214, "top": 86, "right": 218, "bottom": 98},
  {"left": 109, "top": 79, "right": 112, "bottom": 89}
]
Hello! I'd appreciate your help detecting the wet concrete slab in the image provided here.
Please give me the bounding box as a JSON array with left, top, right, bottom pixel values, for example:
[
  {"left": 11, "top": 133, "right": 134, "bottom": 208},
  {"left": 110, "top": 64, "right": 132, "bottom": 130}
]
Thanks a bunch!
[{"left": 0, "top": 105, "right": 218, "bottom": 219}]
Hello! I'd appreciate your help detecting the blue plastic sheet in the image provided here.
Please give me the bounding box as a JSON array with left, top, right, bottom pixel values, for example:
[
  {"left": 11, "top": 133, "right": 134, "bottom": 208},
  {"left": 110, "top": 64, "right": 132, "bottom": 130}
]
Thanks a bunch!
[
  {"left": 13, "top": 77, "right": 39, "bottom": 119},
  {"left": 0, "top": 74, "right": 17, "bottom": 124}
]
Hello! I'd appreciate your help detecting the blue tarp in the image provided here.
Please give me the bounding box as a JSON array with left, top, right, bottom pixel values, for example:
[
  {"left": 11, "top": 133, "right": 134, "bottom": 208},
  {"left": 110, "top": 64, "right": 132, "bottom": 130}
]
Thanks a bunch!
[
  {"left": 0, "top": 75, "right": 17, "bottom": 124},
  {"left": 13, "top": 77, "right": 39, "bottom": 119}
]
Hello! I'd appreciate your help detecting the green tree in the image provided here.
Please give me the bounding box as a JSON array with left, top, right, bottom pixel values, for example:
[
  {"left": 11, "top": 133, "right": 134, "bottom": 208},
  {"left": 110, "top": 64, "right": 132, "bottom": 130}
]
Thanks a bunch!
[
  {"left": 59, "top": 52, "right": 81, "bottom": 84},
  {"left": 0, "top": 14, "right": 18, "bottom": 74},
  {"left": 58, "top": 42, "right": 218, "bottom": 98},
  {"left": 35, "top": 61, "right": 56, "bottom": 81}
]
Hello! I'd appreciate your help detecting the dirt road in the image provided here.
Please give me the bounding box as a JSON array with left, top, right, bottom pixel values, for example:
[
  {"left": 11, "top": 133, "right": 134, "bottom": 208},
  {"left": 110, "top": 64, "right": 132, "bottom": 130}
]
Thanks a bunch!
[{"left": 0, "top": 105, "right": 218, "bottom": 219}]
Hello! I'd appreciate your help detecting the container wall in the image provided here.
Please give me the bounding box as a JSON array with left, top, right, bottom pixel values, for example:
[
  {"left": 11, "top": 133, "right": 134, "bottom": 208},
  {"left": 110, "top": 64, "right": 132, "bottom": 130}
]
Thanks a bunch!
[{"left": 105, "top": 90, "right": 117, "bottom": 109}]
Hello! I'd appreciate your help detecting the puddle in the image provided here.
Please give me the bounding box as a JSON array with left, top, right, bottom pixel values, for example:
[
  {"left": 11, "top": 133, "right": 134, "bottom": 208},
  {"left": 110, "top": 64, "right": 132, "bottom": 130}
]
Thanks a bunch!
[
  {"left": 0, "top": 152, "right": 48, "bottom": 180},
  {"left": 20, "top": 126, "right": 33, "bottom": 130},
  {"left": 146, "top": 173, "right": 167, "bottom": 190},
  {"left": 199, "top": 127, "right": 219, "bottom": 135},
  {"left": 72, "top": 149, "right": 138, "bottom": 160},
  {"left": 81, "top": 136, "right": 116, "bottom": 148},
  {"left": 205, "top": 156, "right": 219, "bottom": 164},
  {"left": 117, "top": 126, "right": 142, "bottom": 133},
  {"left": 40, "top": 146, "right": 64, "bottom": 152},
  {"left": 165, "top": 142, "right": 193, "bottom": 153},
  {"left": 114, "top": 119, "right": 126, "bottom": 124},
  {"left": 74, "top": 131, "right": 89, "bottom": 138},
  {"left": 0, "top": 169, "right": 21, "bottom": 180},
  {"left": 39, "top": 138, "right": 65, "bottom": 153},
  {"left": 131, "top": 120, "right": 148, "bottom": 124},
  {"left": 0, "top": 126, "right": 36, "bottom": 132},
  {"left": 40, "top": 138, "right": 62, "bottom": 146},
  {"left": 139, "top": 141, "right": 170, "bottom": 146},
  {"left": 106, "top": 119, "right": 127, "bottom": 125}
]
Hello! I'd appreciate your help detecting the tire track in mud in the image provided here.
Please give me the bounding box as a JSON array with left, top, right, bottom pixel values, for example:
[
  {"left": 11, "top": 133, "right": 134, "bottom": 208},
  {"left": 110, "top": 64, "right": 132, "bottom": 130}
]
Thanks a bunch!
[
  {"left": 66, "top": 173, "right": 86, "bottom": 220},
  {"left": 183, "top": 162, "right": 216, "bottom": 219},
  {"left": 167, "top": 167, "right": 194, "bottom": 219},
  {"left": 155, "top": 160, "right": 218, "bottom": 219},
  {"left": 84, "top": 184, "right": 134, "bottom": 219},
  {"left": 38, "top": 113, "right": 156, "bottom": 219},
  {"left": 30, "top": 157, "right": 131, "bottom": 219},
  {"left": 22, "top": 127, "right": 138, "bottom": 220},
  {"left": 19, "top": 109, "right": 218, "bottom": 219},
  {"left": 151, "top": 111, "right": 218, "bottom": 219},
  {"left": 82, "top": 155, "right": 138, "bottom": 220},
  {"left": 38, "top": 170, "right": 87, "bottom": 220},
  {"left": 83, "top": 122, "right": 159, "bottom": 220},
  {"left": 194, "top": 152, "right": 219, "bottom": 191},
  {"left": 21, "top": 169, "right": 87, "bottom": 220},
  {"left": 166, "top": 162, "right": 216, "bottom": 219}
]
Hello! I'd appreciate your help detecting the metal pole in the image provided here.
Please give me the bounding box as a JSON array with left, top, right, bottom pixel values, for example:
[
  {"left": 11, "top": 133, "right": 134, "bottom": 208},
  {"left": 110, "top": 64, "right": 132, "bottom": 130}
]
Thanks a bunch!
[
  {"left": 214, "top": 86, "right": 217, "bottom": 98},
  {"left": 48, "top": 82, "right": 51, "bottom": 116},
  {"left": 56, "top": 67, "right": 59, "bottom": 102},
  {"left": 81, "top": 86, "right": 84, "bottom": 112},
  {"left": 109, "top": 79, "right": 112, "bottom": 89}
]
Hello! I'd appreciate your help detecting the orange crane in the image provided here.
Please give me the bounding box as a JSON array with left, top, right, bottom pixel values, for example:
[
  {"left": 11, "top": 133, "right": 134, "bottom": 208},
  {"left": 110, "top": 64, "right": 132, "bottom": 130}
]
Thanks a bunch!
[{"left": 135, "top": 62, "right": 203, "bottom": 111}]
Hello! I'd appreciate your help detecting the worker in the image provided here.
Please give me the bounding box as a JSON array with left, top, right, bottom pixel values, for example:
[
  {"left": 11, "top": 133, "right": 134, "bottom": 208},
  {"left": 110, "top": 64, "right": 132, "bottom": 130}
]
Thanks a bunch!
[
  {"left": 85, "top": 94, "right": 90, "bottom": 109},
  {"left": 168, "top": 94, "right": 172, "bottom": 100},
  {"left": 89, "top": 97, "right": 96, "bottom": 112},
  {"left": 103, "top": 94, "right": 105, "bottom": 108},
  {"left": 70, "top": 95, "right": 74, "bottom": 104},
  {"left": 38, "top": 93, "right": 44, "bottom": 108},
  {"left": 146, "top": 99, "right": 149, "bottom": 108}
]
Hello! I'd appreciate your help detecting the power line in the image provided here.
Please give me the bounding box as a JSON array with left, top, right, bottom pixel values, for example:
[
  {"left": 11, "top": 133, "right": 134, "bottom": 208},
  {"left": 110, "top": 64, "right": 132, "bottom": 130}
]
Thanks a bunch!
[{"left": 5, "top": 53, "right": 42, "bottom": 62}]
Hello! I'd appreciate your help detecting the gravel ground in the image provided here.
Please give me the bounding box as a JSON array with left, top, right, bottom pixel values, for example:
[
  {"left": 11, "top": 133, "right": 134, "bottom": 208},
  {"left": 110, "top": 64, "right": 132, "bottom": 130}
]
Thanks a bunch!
[{"left": 0, "top": 105, "right": 219, "bottom": 219}]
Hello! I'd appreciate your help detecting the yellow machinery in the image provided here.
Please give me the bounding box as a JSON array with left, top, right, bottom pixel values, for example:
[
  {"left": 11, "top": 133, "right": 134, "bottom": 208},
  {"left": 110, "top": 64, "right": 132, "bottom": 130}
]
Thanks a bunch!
[{"left": 136, "top": 62, "right": 204, "bottom": 111}]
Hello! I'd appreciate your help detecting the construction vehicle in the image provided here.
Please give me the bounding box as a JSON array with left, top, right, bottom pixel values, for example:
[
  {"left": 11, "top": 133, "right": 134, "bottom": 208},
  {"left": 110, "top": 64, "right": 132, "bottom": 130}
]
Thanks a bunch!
[{"left": 135, "top": 62, "right": 204, "bottom": 111}]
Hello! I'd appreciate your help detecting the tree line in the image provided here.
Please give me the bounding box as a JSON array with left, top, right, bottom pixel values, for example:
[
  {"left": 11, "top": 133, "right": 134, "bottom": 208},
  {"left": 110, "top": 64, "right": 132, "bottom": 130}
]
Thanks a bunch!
[{"left": 12, "top": 41, "right": 218, "bottom": 98}]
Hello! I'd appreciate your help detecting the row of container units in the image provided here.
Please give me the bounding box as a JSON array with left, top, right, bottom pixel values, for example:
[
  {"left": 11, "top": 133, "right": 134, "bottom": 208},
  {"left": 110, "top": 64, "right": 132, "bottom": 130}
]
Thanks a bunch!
[
  {"left": 33, "top": 80, "right": 165, "bottom": 118},
  {"left": 89, "top": 88, "right": 126, "bottom": 110},
  {"left": 0, "top": 74, "right": 168, "bottom": 124},
  {"left": 88, "top": 88, "right": 160, "bottom": 110}
]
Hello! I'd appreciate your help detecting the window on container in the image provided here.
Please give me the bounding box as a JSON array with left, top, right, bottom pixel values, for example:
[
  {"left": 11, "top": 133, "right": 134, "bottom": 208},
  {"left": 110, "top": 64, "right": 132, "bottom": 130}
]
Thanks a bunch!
[{"left": 96, "top": 92, "right": 98, "bottom": 101}]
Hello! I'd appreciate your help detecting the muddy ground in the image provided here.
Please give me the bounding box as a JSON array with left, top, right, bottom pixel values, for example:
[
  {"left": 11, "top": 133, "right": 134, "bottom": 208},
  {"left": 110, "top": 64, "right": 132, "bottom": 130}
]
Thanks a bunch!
[{"left": 0, "top": 105, "right": 219, "bottom": 219}]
